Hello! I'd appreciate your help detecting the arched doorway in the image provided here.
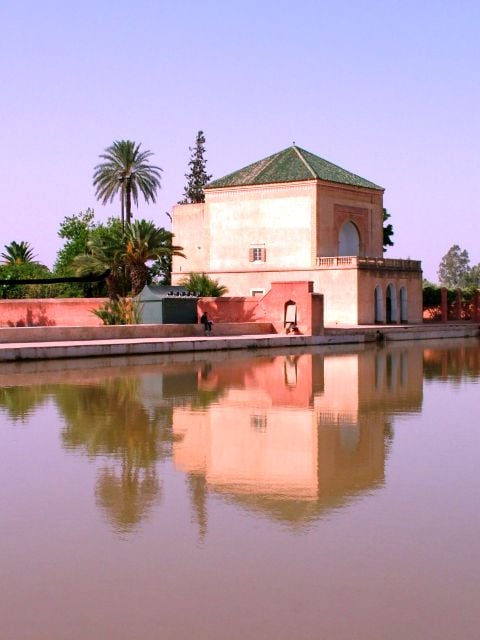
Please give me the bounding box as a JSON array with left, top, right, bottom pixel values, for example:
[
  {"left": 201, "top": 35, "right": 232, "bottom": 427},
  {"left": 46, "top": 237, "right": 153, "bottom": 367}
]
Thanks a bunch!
[
  {"left": 386, "top": 284, "right": 397, "bottom": 323},
  {"left": 374, "top": 285, "right": 383, "bottom": 323},
  {"left": 400, "top": 287, "right": 408, "bottom": 323},
  {"left": 284, "top": 300, "right": 297, "bottom": 333},
  {"left": 338, "top": 221, "right": 360, "bottom": 256}
]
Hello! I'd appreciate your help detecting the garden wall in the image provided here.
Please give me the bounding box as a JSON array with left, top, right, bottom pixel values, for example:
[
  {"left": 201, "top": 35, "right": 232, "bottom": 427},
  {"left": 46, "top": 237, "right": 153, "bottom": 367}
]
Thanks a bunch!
[
  {"left": 0, "top": 322, "right": 275, "bottom": 344},
  {"left": 0, "top": 281, "right": 324, "bottom": 335},
  {"left": 422, "top": 287, "right": 480, "bottom": 322},
  {"left": 0, "top": 298, "right": 106, "bottom": 327}
]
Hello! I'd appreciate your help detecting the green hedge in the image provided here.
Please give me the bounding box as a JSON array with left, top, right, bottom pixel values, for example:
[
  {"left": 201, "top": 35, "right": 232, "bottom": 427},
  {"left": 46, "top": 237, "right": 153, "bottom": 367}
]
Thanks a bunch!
[{"left": 423, "top": 284, "right": 478, "bottom": 320}]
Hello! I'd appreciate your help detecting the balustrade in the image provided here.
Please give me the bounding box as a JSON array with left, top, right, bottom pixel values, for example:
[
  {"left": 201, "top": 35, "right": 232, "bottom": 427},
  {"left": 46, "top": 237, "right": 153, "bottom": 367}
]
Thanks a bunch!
[{"left": 315, "top": 256, "right": 421, "bottom": 271}]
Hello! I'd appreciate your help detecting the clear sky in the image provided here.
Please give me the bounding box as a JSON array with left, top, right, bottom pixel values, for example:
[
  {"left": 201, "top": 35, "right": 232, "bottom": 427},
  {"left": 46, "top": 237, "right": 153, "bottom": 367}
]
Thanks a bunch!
[{"left": 1, "top": 0, "right": 479, "bottom": 281}]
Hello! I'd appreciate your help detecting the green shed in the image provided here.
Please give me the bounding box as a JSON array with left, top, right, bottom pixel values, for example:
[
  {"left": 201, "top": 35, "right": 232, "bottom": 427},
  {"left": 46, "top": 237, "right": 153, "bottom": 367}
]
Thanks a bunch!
[{"left": 136, "top": 284, "right": 198, "bottom": 324}]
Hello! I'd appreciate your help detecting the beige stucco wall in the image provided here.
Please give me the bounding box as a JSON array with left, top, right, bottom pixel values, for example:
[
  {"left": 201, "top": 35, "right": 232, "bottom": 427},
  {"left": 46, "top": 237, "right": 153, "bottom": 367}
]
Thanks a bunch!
[
  {"left": 172, "top": 180, "right": 384, "bottom": 278},
  {"left": 171, "top": 202, "right": 206, "bottom": 276},
  {"left": 173, "top": 182, "right": 317, "bottom": 277},
  {"left": 207, "top": 182, "right": 316, "bottom": 271},
  {"left": 316, "top": 268, "right": 359, "bottom": 324}
]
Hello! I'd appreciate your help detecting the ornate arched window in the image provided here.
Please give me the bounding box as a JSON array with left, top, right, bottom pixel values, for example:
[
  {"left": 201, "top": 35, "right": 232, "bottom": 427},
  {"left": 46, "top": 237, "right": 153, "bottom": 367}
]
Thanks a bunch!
[{"left": 338, "top": 221, "right": 360, "bottom": 256}]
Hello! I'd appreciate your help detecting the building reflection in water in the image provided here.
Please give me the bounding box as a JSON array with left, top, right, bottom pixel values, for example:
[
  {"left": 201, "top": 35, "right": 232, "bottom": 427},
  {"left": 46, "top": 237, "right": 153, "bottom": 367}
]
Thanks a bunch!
[
  {"left": 2, "top": 340, "right": 478, "bottom": 535},
  {"left": 172, "top": 344, "right": 424, "bottom": 532}
]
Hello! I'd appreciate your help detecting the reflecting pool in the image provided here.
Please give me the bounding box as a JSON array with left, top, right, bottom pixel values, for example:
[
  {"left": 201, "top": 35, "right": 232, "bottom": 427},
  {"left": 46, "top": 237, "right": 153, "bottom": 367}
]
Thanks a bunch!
[{"left": 1, "top": 339, "right": 479, "bottom": 639}]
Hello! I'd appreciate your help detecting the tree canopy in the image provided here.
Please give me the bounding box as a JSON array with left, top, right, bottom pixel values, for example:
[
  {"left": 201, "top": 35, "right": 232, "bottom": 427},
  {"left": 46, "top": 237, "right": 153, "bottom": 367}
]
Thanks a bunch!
[
  {"left": 0, "top": 262, "right": 53, "bottom": 299},
  {"left": 382, "top": 208, "right": 394, "bottom": 251},
  {"left": 54, "top": 209, "right": 95, "bottom": 272},
  {"left": 73, "top": 218, "right": 184, "bottom": 298},
  {"left": 73, "top": 218, "right": 127, "bottom": 298},
  {"left": 1, "top": 241, "right": 37, "bottom": 265},
  {"left": 123, "top": 220, "right": 185, "bottom": 295},
  {"left": 93, "top": 140, "right": 162, "bottom": 229},
  {"left": 437, "top": 244, "right": 480, "bottom": 288}
]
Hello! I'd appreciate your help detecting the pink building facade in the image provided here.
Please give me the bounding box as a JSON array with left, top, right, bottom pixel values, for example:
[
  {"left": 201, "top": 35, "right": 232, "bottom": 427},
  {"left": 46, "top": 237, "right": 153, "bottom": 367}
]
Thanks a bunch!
[{"left": 172, "top": 145, "right": 423, "bottom": 325}]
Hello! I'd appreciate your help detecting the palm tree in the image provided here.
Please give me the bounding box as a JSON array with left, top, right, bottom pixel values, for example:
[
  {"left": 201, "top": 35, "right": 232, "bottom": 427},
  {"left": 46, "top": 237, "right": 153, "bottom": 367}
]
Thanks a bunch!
[
  {"left": 123, "top": 220, "right": 185, "bottom": 295},
  {"left": 93, "top": 140, "right": 162, "bottom": 229},
  {"left": 179, "top": 272, "right": 228, "bottom": 297},
  {"left": 72, "top": 225, "right": 125, "bottom": 299},
  {"left": 1, "top": 241, "right": 37, "bottom": 265}
]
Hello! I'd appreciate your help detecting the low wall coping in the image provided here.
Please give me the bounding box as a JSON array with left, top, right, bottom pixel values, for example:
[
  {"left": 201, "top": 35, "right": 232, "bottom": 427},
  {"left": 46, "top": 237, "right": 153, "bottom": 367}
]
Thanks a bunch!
[{"left": 0, "top": 322, "right": 276, "bottom": 344}]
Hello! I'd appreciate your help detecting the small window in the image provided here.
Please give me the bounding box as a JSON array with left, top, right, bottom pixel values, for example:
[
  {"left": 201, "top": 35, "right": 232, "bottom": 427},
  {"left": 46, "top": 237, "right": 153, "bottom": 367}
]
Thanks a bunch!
[
  {"left": 250, "top": 289, "right": 265, "bottom": 297},
  {"left": 252, "top": 247, "right": 263, "bottom": 261},
  {"left": 251, "top": 414, "right": 267, "bottom": 432},
  {"left": 249, "top": 245, "right": 266, "bottom": 262}
]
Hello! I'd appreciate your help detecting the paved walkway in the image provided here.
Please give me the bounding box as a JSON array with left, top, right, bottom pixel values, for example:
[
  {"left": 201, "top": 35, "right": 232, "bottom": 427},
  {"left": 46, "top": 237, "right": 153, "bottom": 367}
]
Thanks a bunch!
[
  {"left": 0, "top": 332, "right": 367, "bottom": 362},
  {"left": 0, "top": 323, "right": 478, "bottom": 362}
]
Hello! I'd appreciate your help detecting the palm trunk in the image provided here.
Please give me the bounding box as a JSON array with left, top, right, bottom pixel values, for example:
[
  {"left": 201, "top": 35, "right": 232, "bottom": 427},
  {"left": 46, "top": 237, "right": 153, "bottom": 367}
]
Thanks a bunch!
[
  {"left": 120, "top": 183, "right": 125, "bottom": 234},
  {"left": 126, "top": 181, "right": 132, "bottom": 226},
  {"left": 130, "top": 263, "right": 149, "bottom": 296},
  {"left": 106, "top": 274, "right": 120, "bottom": 300}
]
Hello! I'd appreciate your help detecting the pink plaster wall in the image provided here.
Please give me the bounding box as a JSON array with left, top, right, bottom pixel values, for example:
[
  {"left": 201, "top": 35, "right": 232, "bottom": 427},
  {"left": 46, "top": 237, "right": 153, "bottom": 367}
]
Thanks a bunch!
[
  {"left": 0, "top": 298, "right": 106, "bottom": 327},
  {"left": 197, "top": 297, "right": 260, "bottom": 323},
  {"left": 0, "top": 281, "right": 324, "bottom": 335},
  {"left": 198, "top": 281, "right": 324, "bottom": 335}
]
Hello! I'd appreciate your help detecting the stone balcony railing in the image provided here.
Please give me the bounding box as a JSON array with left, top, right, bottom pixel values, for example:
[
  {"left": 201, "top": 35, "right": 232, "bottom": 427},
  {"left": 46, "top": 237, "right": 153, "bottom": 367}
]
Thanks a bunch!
[{"left": 315, "top": 256, "right": 422, "bottom": 271}]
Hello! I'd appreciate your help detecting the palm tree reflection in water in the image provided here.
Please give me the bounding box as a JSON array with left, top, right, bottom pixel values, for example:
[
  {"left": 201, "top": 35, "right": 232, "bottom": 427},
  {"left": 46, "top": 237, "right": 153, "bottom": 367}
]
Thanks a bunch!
[{"left": 57, "top": 377, "right": 174, "bottom": 534}]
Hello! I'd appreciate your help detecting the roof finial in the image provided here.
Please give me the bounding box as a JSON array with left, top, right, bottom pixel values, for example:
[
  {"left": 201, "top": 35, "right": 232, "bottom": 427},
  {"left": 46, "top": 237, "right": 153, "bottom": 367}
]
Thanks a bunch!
[{"left": 292, "top": 141, "right": 296, "bottom": 146}]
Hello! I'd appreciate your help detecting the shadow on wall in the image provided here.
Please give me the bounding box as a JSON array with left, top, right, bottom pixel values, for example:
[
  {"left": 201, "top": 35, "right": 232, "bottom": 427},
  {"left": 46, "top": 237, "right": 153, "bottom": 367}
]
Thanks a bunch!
[
  {"left": 7, "top": 306, "right": 55, "bottom": 327},
  {"left": 198, "top": 297, "right": 260, "bottom": 323}
]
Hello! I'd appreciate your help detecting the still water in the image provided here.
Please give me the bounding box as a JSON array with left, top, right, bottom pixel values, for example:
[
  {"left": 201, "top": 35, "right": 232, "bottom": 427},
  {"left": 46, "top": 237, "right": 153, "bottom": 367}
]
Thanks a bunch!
[{"left": 1, "top": 339, "right": 479, "bottom": 640}]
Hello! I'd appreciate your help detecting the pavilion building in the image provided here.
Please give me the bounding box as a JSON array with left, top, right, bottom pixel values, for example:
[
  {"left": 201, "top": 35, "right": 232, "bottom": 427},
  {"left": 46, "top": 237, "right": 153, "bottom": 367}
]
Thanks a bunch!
[{"left": 171, "top": 145, "right": 422, "bottom": 324}]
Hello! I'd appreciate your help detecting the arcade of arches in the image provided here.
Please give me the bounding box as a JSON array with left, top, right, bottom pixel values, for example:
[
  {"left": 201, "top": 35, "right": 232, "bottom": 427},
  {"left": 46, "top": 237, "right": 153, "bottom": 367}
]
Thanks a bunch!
[{"left": 375, "top": 283, "right": 408, "bottom": 324}]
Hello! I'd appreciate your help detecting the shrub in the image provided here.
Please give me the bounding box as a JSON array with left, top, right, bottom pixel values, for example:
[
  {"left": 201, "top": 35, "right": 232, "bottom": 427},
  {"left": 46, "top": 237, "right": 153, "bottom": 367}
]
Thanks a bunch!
[
  {"left": 93, "top": 297, "right": 142, "bottom": 325},
  {"left": 179, "top": 272, "right": 228, "bottom": 297},
  {"left": 0, "top": 263, "right": 55, "bottom": 299},
  {"left": 423, "top": 284, "right": 478, "bottom": 320}
]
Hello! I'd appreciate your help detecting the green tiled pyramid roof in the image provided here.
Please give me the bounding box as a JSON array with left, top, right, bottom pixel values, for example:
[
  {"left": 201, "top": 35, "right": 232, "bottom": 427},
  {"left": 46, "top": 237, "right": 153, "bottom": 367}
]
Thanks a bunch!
[{"left": 206, "top": 145, "right": 383, "bottom": 190}]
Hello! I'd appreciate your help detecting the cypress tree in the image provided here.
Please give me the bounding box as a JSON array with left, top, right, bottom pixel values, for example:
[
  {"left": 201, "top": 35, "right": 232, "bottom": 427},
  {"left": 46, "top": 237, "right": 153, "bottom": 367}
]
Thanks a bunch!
[{"left": 180, "top": 131, "right": 212, "bottom": 204}]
